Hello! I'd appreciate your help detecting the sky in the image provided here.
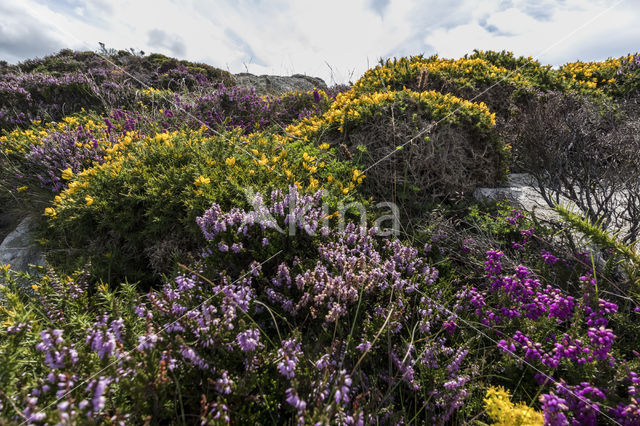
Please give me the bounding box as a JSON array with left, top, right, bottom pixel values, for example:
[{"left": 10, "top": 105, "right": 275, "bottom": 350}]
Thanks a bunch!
[{"left": 0, "top": 0, "right": 639, "bottom": 85}]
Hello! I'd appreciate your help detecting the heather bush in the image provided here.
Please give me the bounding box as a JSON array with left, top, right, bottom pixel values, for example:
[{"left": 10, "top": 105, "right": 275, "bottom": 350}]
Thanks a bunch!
[
  {"left": 3, "top": 189, "right": 640, "bottom": 424},
  {"left": 0, "top": 73, "right": 106, "bottom": 129},
  {"left": 415, "top": 201, "right": 640, "bottom": 424},
  {"left": 17, "top": 49, "right": 233, "bottom": 91},
  {"left": 0, "top": 189, "right": 472, "bottom": 424},
  {"left": 145, "top": 86, "right": 338, "bottom": 134},
  {"left": 0, "top": 49, "right": 233, "bottom": 131}
]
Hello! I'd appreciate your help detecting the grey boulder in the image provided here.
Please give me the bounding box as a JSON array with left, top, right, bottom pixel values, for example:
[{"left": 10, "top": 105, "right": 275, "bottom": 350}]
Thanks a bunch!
[
  {"left": 233, "top": 73, "right": 327, "bottom": 96},
  {"left": 0, "top": 215, "right": 45, "bottom": 272}
]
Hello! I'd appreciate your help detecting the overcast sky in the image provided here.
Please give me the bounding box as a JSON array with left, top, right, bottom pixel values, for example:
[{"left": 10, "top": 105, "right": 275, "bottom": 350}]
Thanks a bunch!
[{"left": 1, "top": 0, "right": 638, "bottom": 84}]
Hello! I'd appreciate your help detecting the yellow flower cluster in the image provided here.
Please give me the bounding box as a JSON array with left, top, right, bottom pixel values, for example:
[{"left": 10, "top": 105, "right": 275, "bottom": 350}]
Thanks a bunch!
[
  {"left": 193, "top": 175, "right": 210, "bottom": 187},
  {"left": 484, "top": 386, "right": 543, "bottom": 426},
  {"left": 1, "top": 114, "right": 111, "bottom": 156},
  {"left": 40, "top": 117, "right": 359, "bottom": 223},
  {"left": 354, "top": 55, "right": 539, "bottom": 95},
  {"left": 286, "top": 87, "right": 495, "bottom": 142},
  {"left": 559, "top": 58, "right": 621, "bottom": 89}
]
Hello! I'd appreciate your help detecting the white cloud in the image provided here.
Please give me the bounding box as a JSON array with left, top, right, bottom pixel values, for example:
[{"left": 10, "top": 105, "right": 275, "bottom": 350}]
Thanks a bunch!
[{"left": 0, "top": 0, "right": 638, "bottom": 83}]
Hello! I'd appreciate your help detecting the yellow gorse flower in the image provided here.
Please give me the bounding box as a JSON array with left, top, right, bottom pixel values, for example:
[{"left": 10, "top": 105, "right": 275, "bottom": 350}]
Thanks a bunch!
[
  {"left": 85, "top": 195, "right": 94, "bottom": 206},
  {"left": 44, "top": 207, "right": 56, "bottom": 217},
  {"left": 225, "top": 157, "right": 236, "bottom": 167},
  {"left": 61, "top": 168, "right": 74, "bottom": 180},
  {"left": 309, "top": 177, "right": 319, "bottom": 189},
  {"left": 194, "top": 176, "right": 211, "bottom": 187},
  {"left": 484, "top": 386, "right": 543, "bottom": 426}
]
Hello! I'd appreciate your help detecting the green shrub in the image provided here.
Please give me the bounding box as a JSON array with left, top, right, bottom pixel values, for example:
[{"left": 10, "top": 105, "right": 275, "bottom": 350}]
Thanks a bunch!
[
  {"left": 286, "top": 88, "right": 508, "bottom": 205},
  {"left": 43, "top": 127, "right": 358, "bottom": 286}
]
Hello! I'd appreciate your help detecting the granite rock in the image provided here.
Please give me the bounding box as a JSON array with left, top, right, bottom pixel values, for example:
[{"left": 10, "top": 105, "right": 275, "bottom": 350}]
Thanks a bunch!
[{"left": 0, "top": 214, "right": 45, "bottom": 272}]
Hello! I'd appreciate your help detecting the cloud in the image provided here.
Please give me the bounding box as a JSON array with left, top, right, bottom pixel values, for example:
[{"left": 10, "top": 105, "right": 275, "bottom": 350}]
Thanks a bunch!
[
  {"left": 223, "top": 28, "right": 267, "bottom": 68},
  {"left": 1, "top": 0, "right": 639, "bottom": 84},
  {"left": 147, "top": 29, "right": 187, "bottom": 57},
  {"left": 0, "top": 1, "right": 69, "bottom": 62},
  {"left": 367, "top": 0, "right": 391, "bottom": 17}
]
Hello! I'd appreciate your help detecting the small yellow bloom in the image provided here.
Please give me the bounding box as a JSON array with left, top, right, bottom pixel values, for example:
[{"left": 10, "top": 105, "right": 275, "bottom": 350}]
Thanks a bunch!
[
  {"left": 17, "top": 186, "right": 28, "bottom": 192},
  {"left": 0, "top": 264, "right": 10, "bottom": 273},
  {"left": 484, "top": 386, "right": 544, "bottom": 426},
  {"left": 342, "top": 187, "right": 349, "bottom": 194},
  {"left": 61, "top": 168, "right": 74, "bottom": 180},
  {"left": 85, "top": 195, "right": 94, "bottom": 206},
  {"left": 44, "top": 207, "right": 56, "bottom": 217},
  {"left": 225, "top": 157, "right": 236, "bottom": 167},
  {"left": 31, "top": 284, "right": 39, "bottom": 291},
  {"left": 194, "top": 176, "right": 211, "bottom": 187},
  {"left": 257, "top": 156, "right": 268, "bottom": 166},
  {"left": 319, "top": 143, "right": 330, "bottom": 150}
]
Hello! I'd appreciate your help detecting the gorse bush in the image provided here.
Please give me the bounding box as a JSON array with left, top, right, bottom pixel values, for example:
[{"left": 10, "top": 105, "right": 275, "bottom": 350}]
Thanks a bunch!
[
  {"left": 42, "top": 126, "right": 358, "bottom": 285},
  {"left": 287, "top": 88, "right": 507, "bottom": 203},
  {"left": 351, "top": 52, "right": 563, "bottom": 118},
  {"left": 484, "top": 386, "right": 544, "bottom": 426}
]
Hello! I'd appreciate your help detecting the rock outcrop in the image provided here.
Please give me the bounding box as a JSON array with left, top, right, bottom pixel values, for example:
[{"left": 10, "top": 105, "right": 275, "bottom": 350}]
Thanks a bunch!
[
  {"left": 233, "top": 73, "right": 327, "bottom": 95},
  {"left": 0, "top": 214, "right": 45, "bottom": 272}
]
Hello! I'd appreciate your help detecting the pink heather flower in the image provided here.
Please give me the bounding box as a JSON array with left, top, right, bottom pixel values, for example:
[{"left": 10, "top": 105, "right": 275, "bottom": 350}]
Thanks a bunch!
[
  {"left": 286, "top": 388, "right": 307, "bottom": 411},
  {"left": 236, "top": 329, "right": 261, "bottom": 352},
  {"left": 315, "top": 354, "right": 330, "bottom": 370}
]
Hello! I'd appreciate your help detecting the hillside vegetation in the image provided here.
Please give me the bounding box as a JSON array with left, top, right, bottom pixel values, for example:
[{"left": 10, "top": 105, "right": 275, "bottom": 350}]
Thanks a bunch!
[{"left": 1, "top": 49, "right": 640, "bottom": 424}]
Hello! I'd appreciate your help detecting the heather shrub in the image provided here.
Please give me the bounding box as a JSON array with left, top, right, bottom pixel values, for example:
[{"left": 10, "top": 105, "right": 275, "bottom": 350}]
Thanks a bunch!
[
  {"left": 0, "top": 190, "right": 475, "bottom": 424},
  {"left": 17, "top": 49, "right": 233, "bottom": 91},
  {"left": 415, "top": 201, "right": 640, "bottom": 424},
  {"left": 0, "top": 50, "right": 233, "bottom": 131},
  {"left": 42, "top": 127, "right": 358, "bottom": 285},
  {"left": 147, "top": 86, "right": 337, "bottom": 134},
  {"left": 0, "top": 115, "right": 116, "bottom": 196},
  {"left": 0, "top": 73, "right": 106, "bottom": 129},
  {"left": 3, "top": 191, "right": 640, "bottom": 424},
  {"left": 287, "top": 88, "right": 507, "bottom": 204}
]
